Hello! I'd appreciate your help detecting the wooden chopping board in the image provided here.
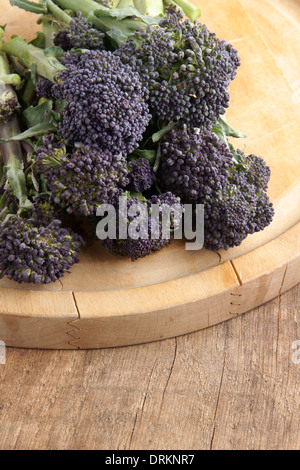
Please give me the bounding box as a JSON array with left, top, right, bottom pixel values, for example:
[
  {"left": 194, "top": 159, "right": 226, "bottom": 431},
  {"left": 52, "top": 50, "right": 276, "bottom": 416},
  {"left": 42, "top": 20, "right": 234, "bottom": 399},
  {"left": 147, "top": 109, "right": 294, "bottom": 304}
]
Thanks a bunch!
[{"left": 0, "top": 0, "right": 300, "bottom": 349}]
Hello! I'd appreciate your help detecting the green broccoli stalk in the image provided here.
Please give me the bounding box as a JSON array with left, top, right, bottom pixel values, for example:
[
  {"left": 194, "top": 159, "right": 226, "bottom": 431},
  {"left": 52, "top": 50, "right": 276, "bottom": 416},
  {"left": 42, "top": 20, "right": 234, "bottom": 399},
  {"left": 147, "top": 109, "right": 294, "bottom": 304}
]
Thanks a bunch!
[
  {"left": 0, "top": 117, "right": 33, "bottom": 211},
  {"left": 1, "top": 33, "right": 65, "bottom": 82},
  {"left": 0, "top": 52, "right": 21, "bottom": 122}
]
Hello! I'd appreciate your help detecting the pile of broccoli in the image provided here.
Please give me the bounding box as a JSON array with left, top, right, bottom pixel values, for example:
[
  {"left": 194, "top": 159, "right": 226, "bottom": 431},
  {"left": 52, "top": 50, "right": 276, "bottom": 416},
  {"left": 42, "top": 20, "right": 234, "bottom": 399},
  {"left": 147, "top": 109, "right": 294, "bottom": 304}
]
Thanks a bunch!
[{"left": 0, "top": 0, "right": 274, "bottom": 284}]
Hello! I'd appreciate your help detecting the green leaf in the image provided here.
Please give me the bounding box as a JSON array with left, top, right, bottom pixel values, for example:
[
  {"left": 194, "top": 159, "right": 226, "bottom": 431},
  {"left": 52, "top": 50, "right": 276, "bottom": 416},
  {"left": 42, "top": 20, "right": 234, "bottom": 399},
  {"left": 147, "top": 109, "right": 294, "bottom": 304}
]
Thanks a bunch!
[
  {"left": 153, "top": 145, "right": 161, "bottom": 173},
  {"left": 212, "top": 117, "right": 247, "bottom": 170},
  {"left": 94, "top": 6, "right": 162, "bottom": 23},
  {"left": 91, "top": 6, "right": 163, "bottom": 44},
  {"left": 29, "top": 32, "right": 46, "bottom": 48},
  {"left": 133, "top": 0, "right": 164, "bottom": 16},
  {"left": 44, "top": 46, "right": 64, "bottom": 57},
  {"left": 215, "top": 116, "right": 247, "bottom": 139},
  {"left": 30, "top": 63, "right": 38, "bottom": 86},
  {"left": 5, "top": 157, "right": 33, "bottom": 209},
  {"left": 23, "top": 100, "right": 53, "bottom": 128},
  {"left": 0, "top": 123, "right": 56, "bottom": 143},
  {"left": 16, "top": 78, "right": 26, "bottom": 90},
  {"left": 0, "top": 25, "right": 6, "bottom": 43},
  {"left": 9, "top": 0, "right": 47, "bottom": 14}
]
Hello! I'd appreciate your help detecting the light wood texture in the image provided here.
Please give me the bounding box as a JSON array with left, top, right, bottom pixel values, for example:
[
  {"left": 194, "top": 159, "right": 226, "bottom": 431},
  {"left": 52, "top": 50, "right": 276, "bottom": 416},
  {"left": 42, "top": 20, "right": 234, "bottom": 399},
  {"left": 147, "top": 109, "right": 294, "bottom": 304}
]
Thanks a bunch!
[
  {"left": 0, "top": 285, "right": 299, "bottom": 450},
  {"left": 0, "top": 0, "right": 299, "bottom": 349}
]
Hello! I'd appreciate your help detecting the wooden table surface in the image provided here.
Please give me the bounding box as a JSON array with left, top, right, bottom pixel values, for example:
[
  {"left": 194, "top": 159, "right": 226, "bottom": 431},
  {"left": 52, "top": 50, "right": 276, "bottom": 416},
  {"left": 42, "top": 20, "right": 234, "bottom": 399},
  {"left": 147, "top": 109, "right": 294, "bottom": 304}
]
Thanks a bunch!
[
  {"left": 0, "top": 284, "right": 299, "bottom": 450},
  {"left": 0, "top": 0, "right": 299, "bottom": 450}
]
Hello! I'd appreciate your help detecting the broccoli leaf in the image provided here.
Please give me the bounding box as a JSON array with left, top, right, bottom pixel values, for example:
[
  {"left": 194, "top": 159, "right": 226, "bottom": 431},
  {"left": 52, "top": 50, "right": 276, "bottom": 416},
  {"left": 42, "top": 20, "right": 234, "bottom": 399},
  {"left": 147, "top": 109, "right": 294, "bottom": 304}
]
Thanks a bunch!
[
  {"left": 9, "top": 0, "right": 47, "bottom": 14},
  {"left": 44, "top": 46, "right": 64, "bottom": 57},
  {"left": 23, "top": 100, "right": 53, "bottom": 128},
  {"left": 212, "top": 117, "right": 247, "bottom": 170},
  {"left": 215, "top": 116, "right": 247, "bottom": 139},
  {"left": 5, "top": 157, "right": 33, "bottom": 209},
  {"left": 94, "top": 6, "right": 163, "bottom": 23},
  {"left": 29, "top": 32, "right": 47, "bottom": 49},
  {"left": 91, "top": 6, "right": 163, "bottom": 44}
]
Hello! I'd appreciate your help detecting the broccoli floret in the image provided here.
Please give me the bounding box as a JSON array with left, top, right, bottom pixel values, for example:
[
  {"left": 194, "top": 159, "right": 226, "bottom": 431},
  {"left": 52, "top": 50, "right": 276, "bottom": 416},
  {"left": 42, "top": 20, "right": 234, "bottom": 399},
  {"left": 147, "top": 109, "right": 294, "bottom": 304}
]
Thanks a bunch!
[
  {"left": 53, "top": 12, "right": 105, "bottom": 51},
  {"left": 158, "top": 127, "right": 274, "bottom": 250},
  {"left": 159, "top": 128, "right": 232, "bottom": 202},
  {"left": 55, "top": 50, "right": 151, "bottom": 154},
  {"left": 31, "top": 196, "right": 63, "bottom": 226},
  {"left": 0, "top": 88, "right": 20, "bottom": 121},
  {"left": 61, "top": 51, "right": 81, "bottom": 67},
  {"left": 102, "top": 192, "right": 183, "bottom": 261},
  {"left": 237, "top": 151, "right": 271, "bottom": 191},
  {"left": 0, "top": 217, "right": 83, "bottom": 284},
  {"left": 116, "top": 7, "right": 240, "bottom": 130},
  {"left": 127, "top": 158, "right": 156, "bottom": 193},
  {"left": 203, "top": 166, "right": 274, "bottom": 251},
  {"left": 35, "top": 77, "right": 54, "bottom": 99},
  {"left": 36, "top": 135, "right": 129, "bottom": 216}
]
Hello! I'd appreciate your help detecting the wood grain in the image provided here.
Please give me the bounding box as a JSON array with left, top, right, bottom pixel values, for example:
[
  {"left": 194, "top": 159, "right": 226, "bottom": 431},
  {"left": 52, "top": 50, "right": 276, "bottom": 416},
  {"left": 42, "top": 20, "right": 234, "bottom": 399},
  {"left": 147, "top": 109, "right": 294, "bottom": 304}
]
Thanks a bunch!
[
  {"left": 0, "top": 0, "right": 300, "bottom": 349},
  {"left": 0, "top": 284, "right": 299, "bottom": 450}
]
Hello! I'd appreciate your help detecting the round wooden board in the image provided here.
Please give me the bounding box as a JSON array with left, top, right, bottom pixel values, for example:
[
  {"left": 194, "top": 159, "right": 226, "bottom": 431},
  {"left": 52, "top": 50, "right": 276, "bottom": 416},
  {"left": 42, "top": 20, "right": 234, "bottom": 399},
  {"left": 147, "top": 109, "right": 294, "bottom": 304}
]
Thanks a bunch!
[{"left": 0, "top": 0, "right": 300, "bottom": 349}]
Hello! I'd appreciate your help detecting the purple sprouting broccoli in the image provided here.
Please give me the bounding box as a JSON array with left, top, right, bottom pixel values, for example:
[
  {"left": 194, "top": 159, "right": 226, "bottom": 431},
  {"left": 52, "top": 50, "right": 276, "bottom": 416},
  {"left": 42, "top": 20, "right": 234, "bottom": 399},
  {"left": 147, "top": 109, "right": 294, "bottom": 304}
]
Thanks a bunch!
[
  {"left": 116, "top": 6, "right": 240, "bottom": 130},
  {"left": 0, "top": 116, "right": 84, "bottom": 285},
  {"left": 1, "top": 38, "right": 151, "bottom": 155},
  {"left": 0, "top": 217, "right": 83, "bottom": 284},
  {"left": 127, "top": 158, "right": 156, "bottom": 193},
  {"left": 54, "top": 50, "right": 151, "bottom": 154},
  {"left": 53, "top": 12, "right": 105, "bottom": 51},
  {"left": 36, "top": 135, "right": 129, "bottom": 217},
  {"left": 159, "top": 128, "right": 232, "bottom": 202},
  {"left": 31, "top": 196, "right": 63, "bottom": 226},
  {"left": 102, "top": 192, "right": 184, "bottom": 261},
  {"left": 158, "top": 127, "right": 274, "bottom": 251},
  {"left": 203, "top": 162, "right": 274, "bottom": 251}
]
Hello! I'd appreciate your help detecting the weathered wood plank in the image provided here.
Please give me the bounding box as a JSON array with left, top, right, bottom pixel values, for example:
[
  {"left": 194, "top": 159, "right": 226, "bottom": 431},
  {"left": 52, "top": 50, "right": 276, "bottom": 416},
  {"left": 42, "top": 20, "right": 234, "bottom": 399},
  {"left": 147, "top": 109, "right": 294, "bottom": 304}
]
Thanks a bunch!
[{"left": 0, "top": 285, "right": 299, "bottom": 450}]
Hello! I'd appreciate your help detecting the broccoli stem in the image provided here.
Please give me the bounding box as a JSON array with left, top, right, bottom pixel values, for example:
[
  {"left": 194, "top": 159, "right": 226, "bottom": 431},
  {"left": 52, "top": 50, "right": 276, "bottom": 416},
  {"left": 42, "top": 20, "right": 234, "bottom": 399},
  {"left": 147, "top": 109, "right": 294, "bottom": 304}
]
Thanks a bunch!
[
  {"left": 0, "top": 53, "right": 21, "bottom": 122},
  {"left": 0, "top": 54, "right": 10, "bottom": 77},
  {"left": 22, "top": 79, "right": 36, "bottom": 106},
  {"left": 118, "top": 0, "right": 135, "bottom": 7},
  {"left": 134, "top": 0, "right": 164, "bottom": 16},
  {"left": 0, "top": 117, "right": 23, "bottom": 166},
  {"left": 1, "top": 37, "right": 65, "bottom": 83},
  {"left": 50, "top": 0, "right": 108, "bottom": 17},
  {"left": 41, "top": 19, "right": 60, "bottom": 48},
  {"left": 0, "top": 117, "right": 32, "bottom": 210},
  {"left": 165, "top": 0, "right": 201, "bottom": 21},
  {"left": 45, "top": 0, "right": 72, "bottom": 24}
]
